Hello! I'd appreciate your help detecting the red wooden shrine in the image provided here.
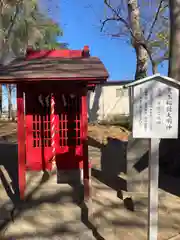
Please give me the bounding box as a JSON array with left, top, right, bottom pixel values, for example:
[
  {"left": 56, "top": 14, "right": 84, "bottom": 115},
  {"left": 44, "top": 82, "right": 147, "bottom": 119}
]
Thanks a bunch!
[{"left": 0, "top": 46, "right": 108, "bottom": 200}]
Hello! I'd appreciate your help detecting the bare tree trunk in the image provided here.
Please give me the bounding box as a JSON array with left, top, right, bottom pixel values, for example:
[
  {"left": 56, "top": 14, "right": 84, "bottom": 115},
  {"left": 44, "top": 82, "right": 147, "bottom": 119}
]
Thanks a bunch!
[
  {"left": 7, "top": 84, "right": 12, "bottom": 120},
  {"left": 159, "top": 0, "right": 180, "bottom": 176},
  {"left": 134, "top": 46, "right": 148, "bottom": 80},
  {"left": 127, "top": 0, "right": 148, "bottom": 80}
]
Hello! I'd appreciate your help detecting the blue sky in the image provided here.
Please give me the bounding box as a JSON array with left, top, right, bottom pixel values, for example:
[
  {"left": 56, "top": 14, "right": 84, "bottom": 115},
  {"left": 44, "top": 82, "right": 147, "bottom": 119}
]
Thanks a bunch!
[
  {"left": 57, "top": 0, "right": 168, "bottom": 80},
  {"left": 3, "top": 0, "right": 168, "bottom": 110}
]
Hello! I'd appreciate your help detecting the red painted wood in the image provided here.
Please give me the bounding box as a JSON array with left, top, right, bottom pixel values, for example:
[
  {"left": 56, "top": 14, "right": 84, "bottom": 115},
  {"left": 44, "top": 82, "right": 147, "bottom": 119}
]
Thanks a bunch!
[
  {"left": 0, "top": 47, "right": 107, "bottom": 204},
  {"left": 24, "top": 85, "right": 86, "bottom": 171},
  {"left": 81, "top": 90, "right": 90, "bottom": 200},
  {"left": 17, "top": 84, "right": 26, "bottom": 200},
  {"left": 25, "top": 88, "right": 53, "bottom": 171},
  {"left": 26, "top": 46, "right": 89, "bottom": 60},
  {"left": 21, "top": 46, "right": 105, "bottom": 174},
  {"left": 55, "top": 91, "right": 84, "bottom": 170}
]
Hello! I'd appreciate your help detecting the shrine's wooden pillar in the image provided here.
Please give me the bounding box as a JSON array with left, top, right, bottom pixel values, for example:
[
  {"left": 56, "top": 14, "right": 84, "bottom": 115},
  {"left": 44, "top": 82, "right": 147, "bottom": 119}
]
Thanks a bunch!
[
  {"left": 81, "top": 89, "right": 91, "bottom": 201},
  {"left": 17, "top": 83, "right": 26, "bottom": 200}
]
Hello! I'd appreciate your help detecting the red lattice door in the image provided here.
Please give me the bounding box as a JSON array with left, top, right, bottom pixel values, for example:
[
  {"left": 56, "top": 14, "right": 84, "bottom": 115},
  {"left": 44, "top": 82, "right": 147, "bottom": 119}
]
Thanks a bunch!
[
  {"left": 25, "top": 90, "right": 83, "bottom": 171},
  {"left": 25, "top": 92, "right": 53, "bottom": 171},
  {"left": 55, "top": 93, "right": 83, "bottom": 170}
]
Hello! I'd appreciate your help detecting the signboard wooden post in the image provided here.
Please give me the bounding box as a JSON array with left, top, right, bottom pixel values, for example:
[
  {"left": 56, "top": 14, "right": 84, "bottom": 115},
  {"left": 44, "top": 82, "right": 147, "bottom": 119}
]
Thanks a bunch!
[{"left": 123, "top": 74, "right": 179, "bottom": 240}]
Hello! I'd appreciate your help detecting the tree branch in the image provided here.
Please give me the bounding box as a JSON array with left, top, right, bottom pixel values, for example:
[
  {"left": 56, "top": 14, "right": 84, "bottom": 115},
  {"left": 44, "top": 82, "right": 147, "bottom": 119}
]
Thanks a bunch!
[
  {"left": 103, "top": 0, "right": 158, "bottom": 74},
  {"left": 103, "top": 1, "right": 146, "bottom": 44},
  {"left": 101, "top": 16, "right": 130, "bottom": 32},
  {"left": 0, "top": 0, "right": 23, "bottom": 63},
  {"left": 147, "top": 0, "right": 164, "bottom": 41},
  {"left": 102, "top": 3, "right": 141, "bottom": 44},
  {"left": 4, "top": 4, "right": 20, "bottom": 41}
]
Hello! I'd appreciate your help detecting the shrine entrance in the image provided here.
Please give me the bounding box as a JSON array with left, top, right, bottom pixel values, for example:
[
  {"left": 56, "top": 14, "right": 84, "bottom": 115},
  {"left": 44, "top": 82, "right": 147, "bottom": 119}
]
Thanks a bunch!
[{"left": 25, "top": 83, "right": 85, "bottom": 172}]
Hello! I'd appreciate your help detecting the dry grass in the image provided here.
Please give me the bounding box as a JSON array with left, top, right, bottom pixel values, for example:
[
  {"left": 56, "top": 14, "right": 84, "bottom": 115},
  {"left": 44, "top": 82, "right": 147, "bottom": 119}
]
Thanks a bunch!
[{"left": 88, "top": 124, "right": 129, "bottom": 144}]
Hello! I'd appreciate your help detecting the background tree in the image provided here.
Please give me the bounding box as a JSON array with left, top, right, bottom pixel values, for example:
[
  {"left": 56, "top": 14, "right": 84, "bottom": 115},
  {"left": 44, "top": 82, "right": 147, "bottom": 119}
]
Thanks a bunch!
[
  {"left": 101, "top": 1, "right": 178, "bottom": 175},
  {"left": 101, "top": 0, "right": 169, "bottom": 79},
  {"left": 0, "top": 0, "right": 67, "bottom": 120}
]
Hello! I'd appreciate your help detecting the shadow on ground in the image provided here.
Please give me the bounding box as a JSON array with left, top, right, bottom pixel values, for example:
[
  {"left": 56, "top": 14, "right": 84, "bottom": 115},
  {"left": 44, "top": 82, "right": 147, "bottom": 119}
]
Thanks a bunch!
[
  {"left": 89, "top": 136, "right": 127, "bottom": 200},
  {"left": 88, "top": 136, "right": 180, "bottom": 198},
  {"left": 0, "top": 140, "right": 106, "bottom": 240},
  {"left": 1, "top": 128, "right": 180, "bottom": 239},
  {"left": 134, "top": 143, "right": 180, "bottom": 197},
  {"left": 0, "top": 143, "right": 19, "bottom": 203}
]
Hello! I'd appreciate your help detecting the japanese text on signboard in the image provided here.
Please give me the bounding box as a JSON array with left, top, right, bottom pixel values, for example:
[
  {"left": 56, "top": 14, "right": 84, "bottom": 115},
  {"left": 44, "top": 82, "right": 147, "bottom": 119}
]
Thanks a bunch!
[{"left": 133, "top": 80, "right": 179, "bottom": 138}]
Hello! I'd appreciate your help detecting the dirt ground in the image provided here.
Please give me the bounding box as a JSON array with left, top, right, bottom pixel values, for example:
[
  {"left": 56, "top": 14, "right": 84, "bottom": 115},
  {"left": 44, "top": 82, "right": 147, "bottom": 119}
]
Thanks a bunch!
[{"left": 0, "top": 122, "right": 180, "bottom": 239}]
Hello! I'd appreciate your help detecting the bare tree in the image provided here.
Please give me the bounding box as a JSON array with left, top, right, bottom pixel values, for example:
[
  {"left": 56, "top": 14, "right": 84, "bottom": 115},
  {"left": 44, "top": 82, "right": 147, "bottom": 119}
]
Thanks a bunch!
[
  {"left": 101, "top": 0, "right": 168, "bottom": 79},
  {"left": 7, "top": 84, "right": 14, "bottom": 120}
]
